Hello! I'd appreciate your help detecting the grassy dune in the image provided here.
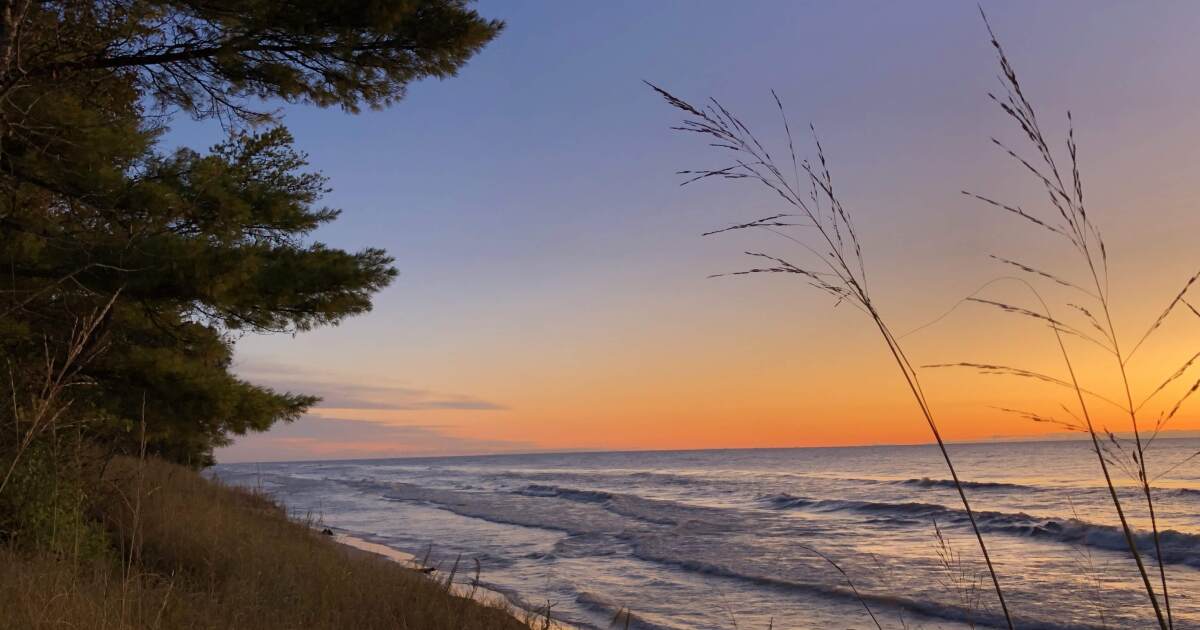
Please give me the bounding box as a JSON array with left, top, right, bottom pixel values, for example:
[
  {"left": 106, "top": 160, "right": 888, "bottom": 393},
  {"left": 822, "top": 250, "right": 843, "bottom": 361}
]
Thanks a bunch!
[{"left": 0, "top": 457, "right": 528, "bottom": 630}]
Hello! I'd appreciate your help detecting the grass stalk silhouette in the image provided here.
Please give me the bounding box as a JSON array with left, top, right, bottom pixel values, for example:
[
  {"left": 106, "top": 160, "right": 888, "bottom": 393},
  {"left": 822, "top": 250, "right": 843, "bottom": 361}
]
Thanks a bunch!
[
  {"left": 798, "top": 544, "right": 882, "bottom": 630},
  {"left": 648, "top": 81, "right": 1016, "bottom": 629},
  {"left": 931, "top": 11, "right": 1200, "bottom": 629}
]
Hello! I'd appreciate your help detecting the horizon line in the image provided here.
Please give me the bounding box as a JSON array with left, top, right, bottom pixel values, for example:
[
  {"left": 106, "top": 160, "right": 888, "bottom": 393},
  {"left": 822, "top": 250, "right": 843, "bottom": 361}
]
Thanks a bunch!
[{"left": 216, "top": 429, "right": 1200, "bottom": 465}]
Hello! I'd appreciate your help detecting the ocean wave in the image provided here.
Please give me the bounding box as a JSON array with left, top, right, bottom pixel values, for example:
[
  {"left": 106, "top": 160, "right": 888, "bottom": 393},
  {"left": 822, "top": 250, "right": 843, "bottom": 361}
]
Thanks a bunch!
[
  {"left": 759, "top": 493, "right": 818, "bottom": 512},
  {"left": 630, "top": 545, "right": 1097, "bottom": 630},
  {"left": 512, "top": 484, "right": 732, "bottom": 528},
  {"left": 378, "top": 484, "right": 620, "bottom": 535},
  {"left": 517, "top": 484, "right": 613, "bottom": 503},
  {"left": 551, "top": 533, "right": 630, "bottom": 559},
  {"left": 574, "top": 591, "right": 677, "bottom": 630},
  {"left": 484, "top": 468, "right": 708, "bottom": 490},
  {"left": 900, "top": 477, "right": 1030, "bottom": 491},
  {"left": 377, "top": 482, "right": 729, "bottom": 535},
  {"left": 900, "top": 477, "right": 1200, "bottom": 498},
  {"left": 760, "top": 493, "right": 951, "bottom": 516},
  {"left": 762, "top": 494, "right": 1200, "bottom": 568}
]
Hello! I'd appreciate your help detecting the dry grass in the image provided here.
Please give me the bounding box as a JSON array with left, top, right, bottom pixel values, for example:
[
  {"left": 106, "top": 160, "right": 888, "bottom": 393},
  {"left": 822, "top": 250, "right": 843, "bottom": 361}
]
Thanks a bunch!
[
  {"left": 649, "top": 56, "right": 1015, "bottom": 629},
  {"left": 650, "top": 10, "right": 1200, "bottom": 629},
  {"left": 926, "top": 11, "right": 1200, "bottom": 629},
  {"left": 0, "top": 456, "right": 528, "bottom": 630}
]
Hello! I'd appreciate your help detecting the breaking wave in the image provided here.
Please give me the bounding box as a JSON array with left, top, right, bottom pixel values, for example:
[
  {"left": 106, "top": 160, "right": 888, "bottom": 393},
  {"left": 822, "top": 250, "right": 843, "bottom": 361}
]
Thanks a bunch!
[{"left": 762, "top": 493, "right": 1200, "bottom": 568}]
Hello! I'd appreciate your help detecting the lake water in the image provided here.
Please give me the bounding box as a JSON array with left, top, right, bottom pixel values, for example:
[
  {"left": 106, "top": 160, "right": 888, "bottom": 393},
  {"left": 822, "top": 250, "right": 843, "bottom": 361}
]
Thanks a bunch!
[{"left": 212, "top": 439, "right": 1200, "bottom": 629}]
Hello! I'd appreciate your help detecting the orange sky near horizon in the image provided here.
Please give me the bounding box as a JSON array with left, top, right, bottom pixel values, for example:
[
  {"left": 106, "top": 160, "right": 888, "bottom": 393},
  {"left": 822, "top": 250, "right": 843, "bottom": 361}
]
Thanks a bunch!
[
  {"left": 222, "top": 282, "right": 1200, "bottom": 461},
  {"left": 209, "top": 2, "right": 1200, "bottom": 463}
]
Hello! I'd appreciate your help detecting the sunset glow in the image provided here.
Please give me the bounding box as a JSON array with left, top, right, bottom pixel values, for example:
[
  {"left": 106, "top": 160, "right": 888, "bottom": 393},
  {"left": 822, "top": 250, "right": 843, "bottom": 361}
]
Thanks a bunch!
[{"left": 211, "top": 1, "right": 1200, "bottom": 462}]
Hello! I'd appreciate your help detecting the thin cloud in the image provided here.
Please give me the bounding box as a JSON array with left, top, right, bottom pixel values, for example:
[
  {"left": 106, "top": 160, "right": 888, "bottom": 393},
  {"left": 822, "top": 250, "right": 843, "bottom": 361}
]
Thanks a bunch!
[
  {"left": 234, "top": 359, "right": 505, "bottom": 411},
  {"left": 281, "top": 381, "right": 504, "bottom": 411}
]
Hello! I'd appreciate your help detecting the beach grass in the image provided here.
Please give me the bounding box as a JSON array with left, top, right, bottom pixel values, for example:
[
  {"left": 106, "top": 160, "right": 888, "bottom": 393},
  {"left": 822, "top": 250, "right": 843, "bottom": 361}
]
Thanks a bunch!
[
  {"left": 0, "top": 456, "right": 529, "bottom": 630},
  {"left": 650, "top": 10, "right": 1200, "bottom": 629}
]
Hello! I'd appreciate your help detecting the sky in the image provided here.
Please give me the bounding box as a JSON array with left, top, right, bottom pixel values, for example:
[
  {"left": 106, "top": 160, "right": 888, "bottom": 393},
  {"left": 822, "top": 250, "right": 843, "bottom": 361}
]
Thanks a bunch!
[{"left": 164, "top": 1, "right": 1200, "bottom": 462}]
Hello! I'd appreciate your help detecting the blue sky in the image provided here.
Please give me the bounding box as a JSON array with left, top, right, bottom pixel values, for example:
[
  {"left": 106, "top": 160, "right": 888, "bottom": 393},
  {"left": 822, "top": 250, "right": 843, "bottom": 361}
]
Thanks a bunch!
[{"left": 163, "top": 1, "right": 1200, "bottom": 461}]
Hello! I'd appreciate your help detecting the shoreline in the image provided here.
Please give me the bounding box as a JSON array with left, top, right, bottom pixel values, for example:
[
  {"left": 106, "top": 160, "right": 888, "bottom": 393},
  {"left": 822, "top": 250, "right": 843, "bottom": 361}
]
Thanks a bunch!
[{"left": 330, "top": 531, "right": 576, "bottom": 629}]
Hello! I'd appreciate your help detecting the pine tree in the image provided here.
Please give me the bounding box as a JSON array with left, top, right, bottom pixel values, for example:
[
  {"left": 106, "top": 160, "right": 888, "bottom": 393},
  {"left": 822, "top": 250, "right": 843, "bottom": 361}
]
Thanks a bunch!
[{"left": 0, "top": 0, "right": 502, "bottom": 466}]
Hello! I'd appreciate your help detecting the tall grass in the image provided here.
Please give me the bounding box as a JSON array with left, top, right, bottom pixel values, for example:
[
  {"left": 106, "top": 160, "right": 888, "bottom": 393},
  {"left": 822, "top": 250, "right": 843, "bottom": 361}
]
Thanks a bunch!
[
  {"left": 931, "top": 519, "right": 984, "bottom": 629},
  {"left": 652, "top": 12, "right": 1200, "bottom": 629},
  {"left": 0, "top": 290, "right": 117, "bottom": 497},
  {"left": 0, "top": 290, "right": 118, "bottom": 557},
  {"left": 926, "top": 12, "right": 1200, "bottom": 630},
  {"left": 0, "top": 455, "right": 528, "bottom": 629},
  {"left": 647, "top": 80, "right": 1015, "bottom": 628}
]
